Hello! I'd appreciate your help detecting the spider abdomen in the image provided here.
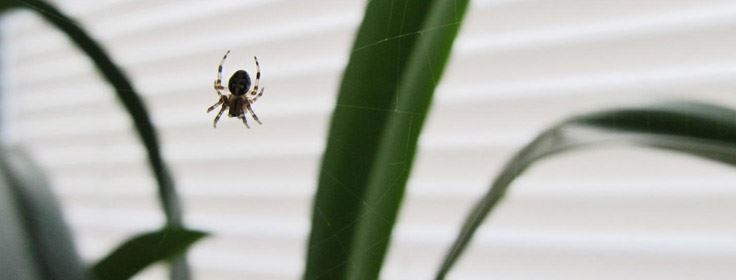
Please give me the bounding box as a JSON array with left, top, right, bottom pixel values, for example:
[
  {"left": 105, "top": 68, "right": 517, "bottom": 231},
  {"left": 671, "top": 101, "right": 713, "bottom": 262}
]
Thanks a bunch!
[
  {"left": 228, "top": 96, "right": 246, "bottom": 117},
  {"left": 228, "top": 70, "right": 251, "bottom": 96}
]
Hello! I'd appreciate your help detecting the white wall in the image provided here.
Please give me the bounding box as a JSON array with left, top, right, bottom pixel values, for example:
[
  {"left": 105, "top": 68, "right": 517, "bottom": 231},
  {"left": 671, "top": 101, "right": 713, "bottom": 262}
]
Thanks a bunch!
[{"left": 3, "top": 0, "right": 736, "bottom": 279}]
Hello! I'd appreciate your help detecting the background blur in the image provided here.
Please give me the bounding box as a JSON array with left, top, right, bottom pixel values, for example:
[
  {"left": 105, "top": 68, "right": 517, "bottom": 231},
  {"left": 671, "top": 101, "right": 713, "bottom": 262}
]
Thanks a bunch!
[{"left": 3, "top": 0, "right": 736, "bottom": 279}]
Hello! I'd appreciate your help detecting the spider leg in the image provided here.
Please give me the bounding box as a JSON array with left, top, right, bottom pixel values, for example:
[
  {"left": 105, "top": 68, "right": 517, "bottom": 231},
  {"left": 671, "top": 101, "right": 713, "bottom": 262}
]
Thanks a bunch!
[
  {"left": 206, "top": 97, "right": 224, "bottom": 113},
  {"left": 213, "top": 103, "right": 228, "bottom": 128},
  {"left": 248, "top": 56, "right": 261, "bottom": 98},
  {"left": 244, "top": 102, "right": 262, "bottom": 125},
  {"left": 214, "top": 50, "right": 230, "bottom": 96},
  {"left": 239, "top": 107, "right": 251, "bottom": 129},
  {"left": 248, "top": 87, "right": 265, "bottom": 104}
]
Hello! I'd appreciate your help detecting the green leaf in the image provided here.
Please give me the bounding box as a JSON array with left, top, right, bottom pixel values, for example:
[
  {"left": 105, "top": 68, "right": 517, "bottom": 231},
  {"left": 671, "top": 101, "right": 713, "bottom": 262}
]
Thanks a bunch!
[
  {"left": 5, "top": 0, "right": 183, "bottom": 227},
  {"left": 0, "top": 1, "right": 19, "bottom": 12},
  {"left": 1, "top": 1, "right": 191, "bottom": 278},
  {"left": 0, "top": 163, "right": 42, "bottom": 280},
  {"left": 305, "top": 0, "right": 469, "bottom": 279},
  {"left": 0, "top": 147, "right": 86, "bottom": 280},
  {"left": 91, "top": 228, "right": 207, "bottom": 280},
  {"left": 436, "top": 101, "right": 736, "bottom": 279}
]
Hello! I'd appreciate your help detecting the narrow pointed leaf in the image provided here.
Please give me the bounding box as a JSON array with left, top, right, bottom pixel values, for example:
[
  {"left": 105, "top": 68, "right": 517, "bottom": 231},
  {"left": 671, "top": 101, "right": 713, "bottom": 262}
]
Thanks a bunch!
[
  {"left": 436, "top": 101, "right": 736, "bottom": 279},
  {"left": 91, "top": 228, "right": 207, "bottom": 280},
  {"left": 305, "top": 0, "right": 469, "bottom": 279}
]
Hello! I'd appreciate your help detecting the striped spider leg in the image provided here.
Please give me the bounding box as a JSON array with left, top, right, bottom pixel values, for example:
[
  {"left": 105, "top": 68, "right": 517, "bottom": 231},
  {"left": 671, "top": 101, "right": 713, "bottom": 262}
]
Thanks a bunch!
[
  {"left": 208, "top": 50, "right": 231, "bottom": 128},
  {"left": 243, "top": 56, "right": 263, "bottom": 124}
]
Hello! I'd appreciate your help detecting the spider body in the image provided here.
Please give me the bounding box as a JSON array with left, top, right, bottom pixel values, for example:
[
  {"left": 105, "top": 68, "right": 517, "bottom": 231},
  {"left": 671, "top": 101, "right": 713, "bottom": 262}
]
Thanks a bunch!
[
  {"left": 207, "top": 50, "right": 265, "bottom": 128},
  {"left": 227, "top": 95, "right": 247, "bottom": 118}
]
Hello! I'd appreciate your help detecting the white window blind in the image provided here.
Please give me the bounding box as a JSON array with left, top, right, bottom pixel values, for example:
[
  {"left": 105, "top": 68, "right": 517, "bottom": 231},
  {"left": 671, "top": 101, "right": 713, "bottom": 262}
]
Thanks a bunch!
[{"left": 3, "top": 0, "right": 736, "bottom": 279}]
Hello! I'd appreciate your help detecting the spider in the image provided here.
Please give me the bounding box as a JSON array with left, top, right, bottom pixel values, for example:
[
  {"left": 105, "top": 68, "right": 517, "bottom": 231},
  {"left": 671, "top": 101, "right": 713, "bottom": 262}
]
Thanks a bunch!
[{"left": 207, "top": 50, "right": 265, "bottom": 128}]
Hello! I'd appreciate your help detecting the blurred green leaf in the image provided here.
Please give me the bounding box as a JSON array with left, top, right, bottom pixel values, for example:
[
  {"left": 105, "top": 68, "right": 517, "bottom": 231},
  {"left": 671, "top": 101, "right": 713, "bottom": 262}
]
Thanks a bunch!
[
  {"left": 0, "top": 147, "right": 86, "bottom": 280},
  {"left": 0, "top": 164, "right": 42, "bottom": 280},
  {"left": 91, "top": 228, "right": 207, "bottom": 280},
  {"left": 436, "top": 101, "right": 736, "bottom": 279},
  {"left": 0, "top": 1, "right": 19, "bottom": 12},
  {"left": 305, "top": 0, "right": 469, "bottom": 279},
  {"left": 4, "top": 0, "right": 183, "bottom": 227},
  {"left": 1, "top": 1, "right": 191, "bottom": 278}
]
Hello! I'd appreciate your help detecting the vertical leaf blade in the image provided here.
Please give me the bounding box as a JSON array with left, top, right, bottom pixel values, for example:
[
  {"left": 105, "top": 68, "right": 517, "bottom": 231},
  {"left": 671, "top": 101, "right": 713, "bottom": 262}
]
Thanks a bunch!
[
  {"left": 305, "top": 0, "right": 469, "bottom": 279},
  {"left": 0, "top": 147, "right": 86, "bottom": 280},
  {"left": 0, "top": 163, "right": 42, "bottom": 280}
]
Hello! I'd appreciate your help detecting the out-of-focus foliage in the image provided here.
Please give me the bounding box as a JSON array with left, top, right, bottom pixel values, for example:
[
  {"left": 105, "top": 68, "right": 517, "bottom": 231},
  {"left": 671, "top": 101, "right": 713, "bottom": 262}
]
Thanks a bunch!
[
  {"left": 437, "top": 102, "right": 736, "bottom": 279},
  {"left": 91, "top": 228, "right": 207, "bottom": 280},
  {"left": 0, "top": 1, "right": 200, "bottom": 279}
]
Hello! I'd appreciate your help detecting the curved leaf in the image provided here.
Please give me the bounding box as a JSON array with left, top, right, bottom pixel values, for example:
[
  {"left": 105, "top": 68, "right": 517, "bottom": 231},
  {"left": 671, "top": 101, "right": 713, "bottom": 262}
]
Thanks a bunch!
[
  {"left": 304, "top": 0, "right": 470, "bottom": 279},
  {"left": 91, "top": 228, "right": 207, "bottom": 280},
  {"left": 5, "top": 0, "right": 183, "bottom": 227},
  {"left": 1, "top": 1, "right": 191, "bottom": 278},
  {"left": 436, "top": 101, "right": 736, "bottom": 279},
  {"left": 0, "top": 147, "right": 86, "bottom": 280}
]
